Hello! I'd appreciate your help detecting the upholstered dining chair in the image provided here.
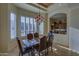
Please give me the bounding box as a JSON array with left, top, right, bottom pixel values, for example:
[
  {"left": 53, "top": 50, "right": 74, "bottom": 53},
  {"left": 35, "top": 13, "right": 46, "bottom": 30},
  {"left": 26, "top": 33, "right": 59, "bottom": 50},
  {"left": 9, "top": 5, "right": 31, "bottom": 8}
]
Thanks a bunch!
[
  {"left": 34, "top": 32, "right": 39, "bottom": 41},
  {"left": 47, "top": 37, "right": 53, "bottom": 55},
  {"left": 35, "top": 36, "right": 47, "bottom": 56},
  {"left": 27, "top": 33, "right": 36, "bottom": 56},
  {"left": 27, "top": 33, "right": 33, "bottom": 40},
  {"left": 16, "top": 37, "right": 32, "bottom": 56}
]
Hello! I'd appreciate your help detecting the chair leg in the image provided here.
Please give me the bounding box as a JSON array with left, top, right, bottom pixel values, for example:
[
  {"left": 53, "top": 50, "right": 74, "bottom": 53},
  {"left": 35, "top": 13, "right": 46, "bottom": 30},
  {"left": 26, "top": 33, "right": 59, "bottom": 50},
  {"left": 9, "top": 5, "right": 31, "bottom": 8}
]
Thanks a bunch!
[
  {"left": 28, "top": 52, "right": 31, "bottom": 56},
  {"left": 45, "top": 50, "right": 47, "bottom": 56},
  {"left": 19, "top": 52, "right": 23, "bottom": 56},
  {"left": 31, "top": 51, "right": 35, "bottom": 56},
  {"left": 39, "top": 52, "right": 40, "bottom": 56},
  {"left": 51, "top": 46, "right": 52, "bottom": 52},
  {"left": 19, "top": 52, "right": 21, "bottom": 56},
  {"left": 47, "top": 48, "right": 48, "bottom": 55},
  {"left": 51, "top": 44, "right": 54, "bottom": 55}
]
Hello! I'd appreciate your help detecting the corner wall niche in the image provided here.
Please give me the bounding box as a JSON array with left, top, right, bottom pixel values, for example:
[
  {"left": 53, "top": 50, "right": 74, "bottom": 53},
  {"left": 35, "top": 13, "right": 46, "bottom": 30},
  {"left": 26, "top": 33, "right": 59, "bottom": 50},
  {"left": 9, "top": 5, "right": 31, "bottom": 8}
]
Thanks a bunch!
[{"left": 50, "top": 13, "right": 67, "bottom": 34}]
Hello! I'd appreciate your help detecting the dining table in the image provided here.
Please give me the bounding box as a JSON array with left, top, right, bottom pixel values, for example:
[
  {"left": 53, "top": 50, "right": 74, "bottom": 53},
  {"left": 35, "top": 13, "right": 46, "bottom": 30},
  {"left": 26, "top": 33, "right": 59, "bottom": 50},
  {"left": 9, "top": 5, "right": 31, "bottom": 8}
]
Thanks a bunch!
[
  {"left": 22, "top": 39, "right": 40, "bottom": 55},
  {"left": 22, "top": 39, "right": 40, "bottom": 47}
]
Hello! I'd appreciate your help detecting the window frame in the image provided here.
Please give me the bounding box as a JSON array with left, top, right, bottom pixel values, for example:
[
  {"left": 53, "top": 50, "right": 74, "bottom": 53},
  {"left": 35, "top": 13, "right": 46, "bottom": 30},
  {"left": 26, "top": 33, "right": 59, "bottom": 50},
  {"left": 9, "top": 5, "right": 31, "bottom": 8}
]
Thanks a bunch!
[
  {"left": 20, "top": 16, "right": 44, "bottom": 37},
  {"left": 10, "top": 12, "right": 16, "bottom": 39},
  {"left": 39, "top": 21, "right": 44, "bottom": 35},
  {"left": 20, "top": 16, "right": 26, "bottom": 36}
]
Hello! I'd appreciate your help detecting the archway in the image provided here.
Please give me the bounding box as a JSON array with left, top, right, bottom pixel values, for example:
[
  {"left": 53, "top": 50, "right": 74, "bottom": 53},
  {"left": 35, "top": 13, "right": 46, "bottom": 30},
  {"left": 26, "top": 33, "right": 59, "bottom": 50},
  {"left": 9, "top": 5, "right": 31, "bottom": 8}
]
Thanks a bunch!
[{"left": 49, "top": 13, "right": 69, "bottom": 54}]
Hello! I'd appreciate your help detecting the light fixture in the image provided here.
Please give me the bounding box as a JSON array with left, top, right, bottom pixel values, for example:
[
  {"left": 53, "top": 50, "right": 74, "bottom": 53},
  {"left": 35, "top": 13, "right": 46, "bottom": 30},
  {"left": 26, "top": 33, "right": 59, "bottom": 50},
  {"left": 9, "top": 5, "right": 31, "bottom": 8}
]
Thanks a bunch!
[
  {"left": 34, "top": 8, "right": 45, "bottom": 33},
  {"left": 35, "top": 9, "right": 44, "bottom": 25}
]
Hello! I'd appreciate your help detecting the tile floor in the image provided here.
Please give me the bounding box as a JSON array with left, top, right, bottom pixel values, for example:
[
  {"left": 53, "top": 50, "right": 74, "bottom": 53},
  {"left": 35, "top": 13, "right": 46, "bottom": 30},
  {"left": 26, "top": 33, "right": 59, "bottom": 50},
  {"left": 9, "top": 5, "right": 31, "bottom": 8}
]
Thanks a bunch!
[{"left": 6, "top": 42, "right": 79, "bottom": 56}]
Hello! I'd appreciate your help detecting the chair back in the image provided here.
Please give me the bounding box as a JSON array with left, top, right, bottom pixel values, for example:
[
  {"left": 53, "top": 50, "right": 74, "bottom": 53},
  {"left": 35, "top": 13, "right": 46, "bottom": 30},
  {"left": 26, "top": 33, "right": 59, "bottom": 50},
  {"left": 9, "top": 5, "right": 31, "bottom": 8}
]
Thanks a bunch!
[
  {"left": 47, "top": 40, "right": 52, "bottom": 48},
  {"left": 34, "top": 32, "right": 39, "bottom": 38},
  {"left": 27, "top": 33, "right": 33, "bottom": 40},
  {"left": 34, "top": 32, "right": 39, "bottom": 41},
  {"left": 39, "top": 36, "right": 47, "bottom": 51},
  {"left": 47, "top": 37, "right": 53, "bottom": 48},
  {"left": 16, "top": 37, "right": 23, "bottom": 55}
]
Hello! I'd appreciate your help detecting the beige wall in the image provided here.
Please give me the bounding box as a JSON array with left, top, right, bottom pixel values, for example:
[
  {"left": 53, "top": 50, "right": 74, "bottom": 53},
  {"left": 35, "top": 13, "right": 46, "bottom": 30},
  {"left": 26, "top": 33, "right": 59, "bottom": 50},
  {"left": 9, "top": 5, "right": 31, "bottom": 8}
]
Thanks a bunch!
[
  {"left": 0, "top": 4, "right": 9, "bottom": 53},
  {"left": 0, "top": 4, "right": 48, "bottom": 54},
  {"left": 48, "top": 3, "right": 70, "bottom": 46},
  {"left": 8, "top": 4, "right": 47, "bottom": 51},
  {"left": 48, "top": 3, "right": 79, "bottom": 53},
  {"left": 69, "top": 7, "right": 79, "bottom": 53},
  {"left": 44, "top": 13, "right": 49, "bottom": 35}
]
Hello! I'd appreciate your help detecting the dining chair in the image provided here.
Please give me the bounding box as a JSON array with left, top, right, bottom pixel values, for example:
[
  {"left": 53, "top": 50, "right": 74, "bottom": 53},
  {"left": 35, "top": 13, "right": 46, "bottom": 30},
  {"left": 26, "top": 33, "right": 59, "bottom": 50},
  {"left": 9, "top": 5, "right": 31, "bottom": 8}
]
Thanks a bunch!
[
  {"left": 16, "top": 37, "right": 32, "bottom": 56},
  {"left": 27, "top": 33, "right": 33, "bottom": 40},
  {"left": 27, "top": 33, "right": 36, "bottom": 55},
  {"left": 35, "top": 36, "right": 47, "bottom": 56},
  {"left": 34, "top": 32, "right": 39, "bottom": 41},
  {"left": 47, "top": 37, "right": 53, "bottom": 55}
]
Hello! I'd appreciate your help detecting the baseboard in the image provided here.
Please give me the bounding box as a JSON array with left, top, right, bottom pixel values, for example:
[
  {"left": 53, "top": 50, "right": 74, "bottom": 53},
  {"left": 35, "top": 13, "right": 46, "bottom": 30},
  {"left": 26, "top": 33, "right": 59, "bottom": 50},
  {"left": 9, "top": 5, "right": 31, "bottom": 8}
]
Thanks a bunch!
[
  {"left": 54, "top": 42, "right": 69, "bottom": 48},
  {"left": 58, "top": 44, "right": 79, "bottom": 55},
  {"left": 70, "top": 49, "right": 79, "bottom": 54},
  {"left": 0, "top": 53, "right": 8, "bottom": 56},
  {"left": 8, "top": 45, "right": 17, "bottom": 53}
]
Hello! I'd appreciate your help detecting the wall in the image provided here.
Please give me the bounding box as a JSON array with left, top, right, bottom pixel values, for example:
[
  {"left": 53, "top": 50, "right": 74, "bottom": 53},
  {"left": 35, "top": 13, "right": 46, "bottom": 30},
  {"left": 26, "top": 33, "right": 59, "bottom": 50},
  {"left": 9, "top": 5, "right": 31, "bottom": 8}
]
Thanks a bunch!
[
  {"left": 69, "top": 7, "right": 79, "bottom": 53},
  {"left": 48, "top": 3, "right": 79, "bottom": 53},
  {"left": 44, "top": 13, "right": 49, "bottom": 35},
  {"left": 8, "top": 4, "right": 46, "bottom": 51},
  {"left": 0, "top": 4, "right": 47, "bottom": 54},
  {"left": 48, "top": 3, "right": 70, "bottom": 47},
  {"left": 0, "top": 4, "right": 9, "bottom": 54},
  {"left": 54, "top": 34, "right": 68, "bottom": 46}
]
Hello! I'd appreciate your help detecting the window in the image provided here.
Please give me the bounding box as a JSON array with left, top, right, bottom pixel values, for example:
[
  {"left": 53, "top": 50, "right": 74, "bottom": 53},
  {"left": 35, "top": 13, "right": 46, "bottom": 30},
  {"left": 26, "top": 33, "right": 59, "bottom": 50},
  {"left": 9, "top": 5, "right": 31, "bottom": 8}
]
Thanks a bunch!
[
  {"left": 39, "top": 21, "right": 44, "bottom": 34},
  {"left": 29, "top": 18, "right": 33, "bottom": 33},
  {"left": 21, "top": 16, "right": 26, "bottom": 36},
  {"left": 26, "top": 17, "right": 29, "bottom": 35},
  {"left": 34, "top": 19, "right": 37, "bottom": 33},
  {"left": 20, "top": 16, "right": 37, "bottom": 36},
  {"left": 10, "top": 13, "right": 16, "bottom": 39}
]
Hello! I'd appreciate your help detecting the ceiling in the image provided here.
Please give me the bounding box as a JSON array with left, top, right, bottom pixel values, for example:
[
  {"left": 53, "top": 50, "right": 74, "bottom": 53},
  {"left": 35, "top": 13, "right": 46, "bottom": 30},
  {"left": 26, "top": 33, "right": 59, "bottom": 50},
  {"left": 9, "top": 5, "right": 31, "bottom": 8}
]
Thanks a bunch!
[
  {"left": 14, "top": 3, "right": 46, "bottom": 13},
  {"left": 51, "top": 13, "right": 67, "bottom": 20},
  {"left": 28, "top": 3, "right": 53, "bottom": 11},
  {"left": 14, "top": 3, "right": 53, "bottom": 14},
  {"left": 38, "top": 3, "right": 53, "bottom": 8}
]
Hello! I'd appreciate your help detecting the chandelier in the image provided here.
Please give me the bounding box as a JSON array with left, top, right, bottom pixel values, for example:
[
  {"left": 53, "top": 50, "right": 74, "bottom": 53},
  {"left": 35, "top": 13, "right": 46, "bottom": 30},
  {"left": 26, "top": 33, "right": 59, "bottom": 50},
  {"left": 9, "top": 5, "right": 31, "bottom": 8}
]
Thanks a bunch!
[{"left": 35, "top": 10, "right": 44, "bottom": 25}]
